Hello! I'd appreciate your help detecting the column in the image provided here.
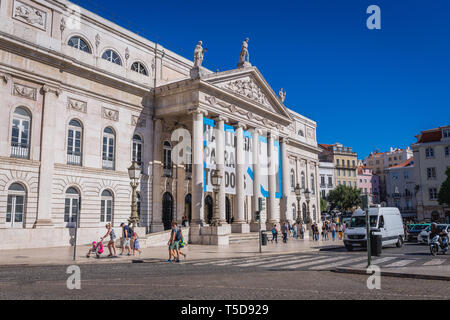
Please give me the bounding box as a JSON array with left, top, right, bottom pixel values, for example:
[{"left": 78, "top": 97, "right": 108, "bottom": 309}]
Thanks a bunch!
[
  {"left": 232, "top": 123, "right": 249, "bottom": 233},
  {"left": 280, "top": 137, "right": 290, "bottom": 222},
  {"left": 215, "top": 116, "right": 226, "bottom": 223},
  {"left": 176, "top": 164, "right": 185, "bottom": 223},
  {"left": 34, "top": 85, "right": 61, "bottom": 228},
  {"left": 191, "top": 110, "right": 205, "bottom": 225},
  {"left": 151, "top": 118, "right": 164, "bottom": 232},
  {"left": 266, "top": 132, "right": 278, "bottom": 229},
  {"left": 250, "top": 128, "right": 262, "bottom": 231}
]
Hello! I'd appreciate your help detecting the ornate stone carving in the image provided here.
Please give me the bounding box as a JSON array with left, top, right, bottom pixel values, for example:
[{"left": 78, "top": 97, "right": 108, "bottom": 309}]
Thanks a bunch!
[
  {"left": 223, "top": 79, "right": 270, "bottom": 108},
  {"left": 247, "top": 112, "right": 253, "bottom": 120},
  {"left": 67, "top": 98, "right": 87, "bottom": 113},
  {"left": 13, "top": 83, "right": 37, "bottom": 100},
  {"left": 60, "top": 17, "right": 66, "bottom": 32},
  {"left": 131, "top": 115, "right": 146, "bottom": 128},
  {"left": 42, "top": 84, "right": 62, "bottom": 97},
  {"left": 102, "top": 107, "right": 119, "bottom": 121},
  {"left": 205, "top": 95, "right": 216, "bottom": 107},
  {"left": 13, "top": 0, "right": 46, "bottom": 30},
  {"left": 125, "top": 47, "right": 130, "bottom": 61},
  {"left": 0, "top": 73, "right": 12, "bottom": 84},
  {"left": 237, "top": 38, "right": 251, "bottom": 68},
  {"left": 95, "top": 34, "right": 100, "bottom": 48}
]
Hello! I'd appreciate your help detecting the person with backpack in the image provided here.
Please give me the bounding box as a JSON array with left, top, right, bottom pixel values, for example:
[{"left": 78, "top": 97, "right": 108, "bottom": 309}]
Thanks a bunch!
[
  {"left": 120, "top": 223, "right": 132, "bottom": 256},
  {"left": 167, "top": 221, "right": 180, "bottom": 262},
  {"left": 101, "top": 223, "right": 117, "bottom": 258},
  {"left": 271, "top": 224, "right": 278, "bottom": 243},
  {"left": 176, "top": 228, "right": 187, "bottom": 260},
  {"left": 282, "top": 222, "right": 289, "bottom": 243}
]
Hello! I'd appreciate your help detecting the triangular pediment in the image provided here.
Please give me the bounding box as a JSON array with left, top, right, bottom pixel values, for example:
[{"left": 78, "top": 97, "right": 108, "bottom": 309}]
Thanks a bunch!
[{"left": 203, "top": 67, "right": 292, "bottom": 121}]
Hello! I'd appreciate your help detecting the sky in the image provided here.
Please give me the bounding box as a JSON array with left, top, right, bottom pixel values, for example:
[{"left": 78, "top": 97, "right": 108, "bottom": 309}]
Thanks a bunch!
[{"left": 71, "top": 0, "right": 450, "bottom": 159}]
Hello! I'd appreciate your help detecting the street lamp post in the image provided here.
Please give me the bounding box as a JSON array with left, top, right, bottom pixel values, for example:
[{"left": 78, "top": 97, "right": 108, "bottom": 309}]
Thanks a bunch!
[
  {"left": 294, "top": 183, "right": 302, "bottom": 224},
  {"left": 127, "top": 161, "right": 141, "bottom": 229},
  {"left": 304, "top": 188, "right": 312, "bottom": 237},
  {"left": 210, "top": 169, "right": 222, "bottom": 227}
]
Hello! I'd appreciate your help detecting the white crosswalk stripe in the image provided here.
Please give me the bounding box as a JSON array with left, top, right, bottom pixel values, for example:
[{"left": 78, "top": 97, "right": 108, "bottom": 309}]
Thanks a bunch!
[
  {"left": 233, "top": 256, "right": 300, "bottom": 267},
  {"left": 251, "top": 255, "right": 318, "bottom": 268},
  {"left": 352, "top": 256, "right": 397, "bottom": 268},
  {"left": 277, "top": 256, "right": 349, "bottom": 269},
  {"left": 310, "top": 257, "right": 367, "bottom": 270},
  {"left": 383, "top": 259, "right": 416, "bottom": 267},
  {"left": 423, "top": 259, "right": 446, "bottom": 266}
]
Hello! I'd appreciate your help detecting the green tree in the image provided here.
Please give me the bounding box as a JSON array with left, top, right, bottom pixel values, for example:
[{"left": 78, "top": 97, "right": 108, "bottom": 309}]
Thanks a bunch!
[
  {"left": 327, "top": 184, "right": 361, "bottom": 212},
  {"left": 438, "top": 167, "right": 450, "bottom": 207},
  {"left": 320, "top": 197, "right": 328, "bottom": 213}
]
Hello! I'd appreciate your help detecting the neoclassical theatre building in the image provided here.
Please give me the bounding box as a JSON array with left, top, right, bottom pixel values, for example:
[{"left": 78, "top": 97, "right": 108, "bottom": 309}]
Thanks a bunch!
[{"left": 0, "top": 0, "right": 322, "bottom": 249}]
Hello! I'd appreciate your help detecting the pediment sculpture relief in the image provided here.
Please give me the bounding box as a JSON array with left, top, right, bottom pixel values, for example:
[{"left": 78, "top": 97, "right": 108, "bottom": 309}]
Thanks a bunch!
[
  {"left": 223, "top": 79, "right": 271, "bottom": 108},
  {"left": 13, "top": 1, "right": 46, "bottom": 30}
]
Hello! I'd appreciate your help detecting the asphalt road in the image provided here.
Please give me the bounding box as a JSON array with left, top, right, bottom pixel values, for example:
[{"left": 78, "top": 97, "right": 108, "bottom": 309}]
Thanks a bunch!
[{"left": 0, "top": 242, "right": 449, "bottom": 300}]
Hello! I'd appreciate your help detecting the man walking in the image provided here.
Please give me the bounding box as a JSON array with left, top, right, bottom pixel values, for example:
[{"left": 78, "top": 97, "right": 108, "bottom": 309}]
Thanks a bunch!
[
  {"left": 120, "top": 223, "right": 132, "bottom": 256},
  {"left": 282, "top": 222, "right": 288, "bottom": 243},
  {"left": 167, "top": 221, "right": 180, "bottom": 262}
]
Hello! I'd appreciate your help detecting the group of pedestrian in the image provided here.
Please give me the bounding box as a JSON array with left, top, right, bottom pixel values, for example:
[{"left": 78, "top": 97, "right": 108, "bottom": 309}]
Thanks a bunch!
[
  {"left": 167, "top": 221, "right": 187, "bottom": 263},
  {"left": 271, "top": 222, "right": 306, "bottom": 243},
  {"left": 87, "top": 222, "right": 142, "bottom": 259},
  {"left": 320, "top": 220, "right": 337, "bottom": 241}
]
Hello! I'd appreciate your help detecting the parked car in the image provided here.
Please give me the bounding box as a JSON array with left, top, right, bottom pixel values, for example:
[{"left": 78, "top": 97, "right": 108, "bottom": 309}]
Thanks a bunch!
[
  {"left": 407, "top": 224, "right": 431, "bottom": 242},
  {"left": 343, "top": 207, "right": 405, "bottom": 251},
  {"left": 418, "top": 224, "right": 449, "bottom": 245}
]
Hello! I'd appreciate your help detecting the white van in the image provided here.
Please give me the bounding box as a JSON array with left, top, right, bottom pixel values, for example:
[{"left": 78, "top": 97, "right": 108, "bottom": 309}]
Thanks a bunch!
[{"left": 343, "top": 207, "right": 405, "bottom": 251}]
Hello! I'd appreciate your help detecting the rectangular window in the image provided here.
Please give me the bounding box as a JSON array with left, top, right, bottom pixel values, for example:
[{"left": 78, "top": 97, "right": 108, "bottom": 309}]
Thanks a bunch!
[
  {"left": 425, "top": 148, "right": 434, "bottom": 158},
  {"left": 393, "top": 172, "right": 398, "bottom": 180},
  {"left": 328, "top": 176, "right": 333, "bottom": 187},
  {"left": 427, "top": 167, "right": 436, "bottom": 179},
  {"left": 404, "top": 171, "right": 409, "bottom": 179},
  {"left": 429, "top": 188, "right": 437, "bottom": 200},
  {"left": 443, "top": 129, "right": 450, "bottom": 138}
]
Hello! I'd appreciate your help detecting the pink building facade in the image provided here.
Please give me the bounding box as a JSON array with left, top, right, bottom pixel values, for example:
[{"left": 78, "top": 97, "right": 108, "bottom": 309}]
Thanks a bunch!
[{"left": 357, "top": 166, "right": 380, "bottom": 204}]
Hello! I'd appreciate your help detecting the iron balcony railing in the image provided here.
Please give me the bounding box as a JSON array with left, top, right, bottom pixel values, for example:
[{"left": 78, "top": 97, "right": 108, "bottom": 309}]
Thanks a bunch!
[
  {"left": 67, "top": 153, "right": 82, "bottom": 166},
  {"left": 11, "top": 143, "right": 29, "bottom": 159}
]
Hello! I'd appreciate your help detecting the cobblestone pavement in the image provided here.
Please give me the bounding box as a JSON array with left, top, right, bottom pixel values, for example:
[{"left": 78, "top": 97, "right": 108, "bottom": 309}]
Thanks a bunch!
[{"left": 1, "top": 249, "right": 449, "bottom": 300}]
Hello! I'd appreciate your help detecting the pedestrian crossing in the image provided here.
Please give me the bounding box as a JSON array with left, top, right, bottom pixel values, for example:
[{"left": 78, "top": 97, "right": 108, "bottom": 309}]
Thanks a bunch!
[{"left": 180, "top": 253, "right": 450, "bottom": 271}]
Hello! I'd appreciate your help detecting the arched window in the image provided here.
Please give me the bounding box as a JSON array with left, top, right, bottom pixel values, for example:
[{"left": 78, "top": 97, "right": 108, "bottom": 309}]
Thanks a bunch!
[
  {"left": 311, "top": 174, "right": 315, "bottom": 194},
  {"left": 185, "top": 194, "right": 192, "bottom": 222},
  {"left": 102, "top": 49, "right": 122, "bottom": 65},
  {"left": 131, "top": 62, "right": 148, "bottom": 76},
  {"left": 67, "top": 119, "right": 82, "bottom": 166},
  {"left": 185, "top": 145, "right": 192, "bottom": 179},
  {"left": 100, "top": 190, "right": 113, "bottom": 223},
  {"left": 132, "top": 134, "right": 143, "bottom": 167},
  {"left": 11, "top": 107, "right": 31, "bottom": 159},
  {"left": 301, "top": 171, "right": 305, "bottom": 190},
  {"left": 162, "top": 192, "right": 174, "bottom": 230},
  {"left": 290, "top": 169, "right": 295, "bottom": 191},
  {"left": 102, "top": 127, "right": 115, "bottom": 170},
  {"left": 67, "top": 36, "right": 91, "bottom": 53},
  {"left": 64, "top": 187, "right": 80, "bottom": 227},
  {"left": 163, "top": 141, "right": 172, "bottom": 177},
  {"left": 6, "top": 183, "right": 26, "bottom": 228}
]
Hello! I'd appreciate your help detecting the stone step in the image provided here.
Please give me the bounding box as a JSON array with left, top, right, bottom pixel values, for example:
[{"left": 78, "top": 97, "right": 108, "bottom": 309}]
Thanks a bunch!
[{"left": 229, "top": 232, "right": 260, "bottom": 243}]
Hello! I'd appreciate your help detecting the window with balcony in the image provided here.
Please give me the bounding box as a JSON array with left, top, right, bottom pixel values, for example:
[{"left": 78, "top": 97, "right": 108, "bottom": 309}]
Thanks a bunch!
[
  {"left": 320, "top": 175, "right": 325, "bottom": 188},
  {"left": 67, "top": 119, "right": 82, "bottom": 166},
  {"left": 163, "top": 141, "right": 172, "bottom": 177},
  {"left": 11, "top": 107, "right": 31, "bottom": 159},
  {"left": 327, "top": 176, "right": 333, "bottom": 188},
  {"left": 102, "top": 127, "right": 115, "bottom": 170}
]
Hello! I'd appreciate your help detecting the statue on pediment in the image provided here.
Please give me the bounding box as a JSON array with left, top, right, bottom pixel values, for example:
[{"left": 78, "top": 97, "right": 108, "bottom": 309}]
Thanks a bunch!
[
  {"left": 279, "top": 88, "right": 286, "bottom": 103},
  {"left": 237, "top": 38, "right": 251, "bottom": 68},
  {"left": 193, "top": 41, "right": 206, "bottom": 67}
]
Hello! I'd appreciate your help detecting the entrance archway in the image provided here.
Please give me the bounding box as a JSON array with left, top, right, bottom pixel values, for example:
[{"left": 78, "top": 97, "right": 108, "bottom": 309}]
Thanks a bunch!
[
  {"left": 162, "top": 192, "right": 173, "bottom": 230},
  {"left": 204, "top": 195, "right": 213, "bottom": 224},
  {"left": 226, "top": 196, "right": 232, "bottom": 223},
  {"left": 185, "top": 194, "right": 192, "bottom": 222}
]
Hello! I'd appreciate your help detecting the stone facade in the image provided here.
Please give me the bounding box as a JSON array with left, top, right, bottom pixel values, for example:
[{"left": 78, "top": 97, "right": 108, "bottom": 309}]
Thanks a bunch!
[
  {"left": 412, "top": 127, "right": 450, "bottom": 223},
  {"left": 319, "top": 143, "right": 358, "bottom": 189},
  {"left": 0, "top": 0, "right": 321, "bottom": 249}
]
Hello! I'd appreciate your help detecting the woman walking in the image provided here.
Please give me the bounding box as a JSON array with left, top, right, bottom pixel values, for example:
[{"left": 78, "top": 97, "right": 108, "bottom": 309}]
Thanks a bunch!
[{"left": 101, "top": 223, "right": 117, "bottom": 258}]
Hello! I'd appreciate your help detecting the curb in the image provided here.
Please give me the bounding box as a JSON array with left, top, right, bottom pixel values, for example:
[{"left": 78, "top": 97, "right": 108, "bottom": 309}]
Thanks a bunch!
[{"left": 333, "top": 267, "right": 450, "bottom": 282}]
